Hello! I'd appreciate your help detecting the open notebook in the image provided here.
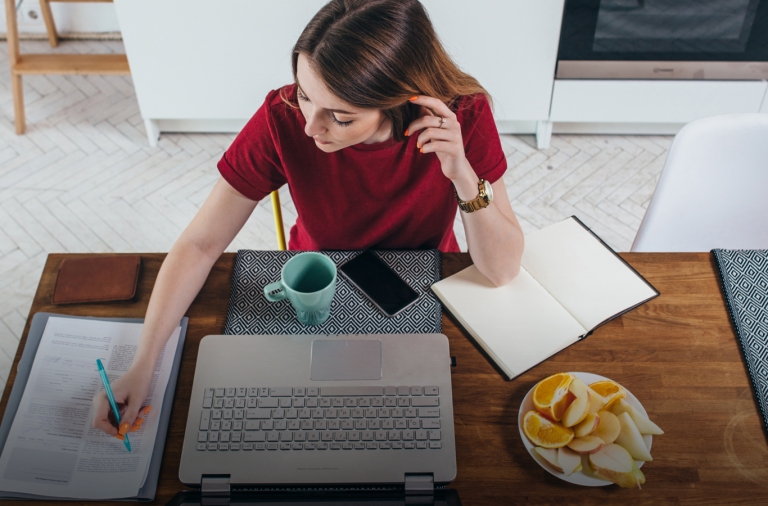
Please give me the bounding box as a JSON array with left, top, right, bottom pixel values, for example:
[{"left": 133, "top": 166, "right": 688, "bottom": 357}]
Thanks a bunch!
[{"left": 431, "top": 217, "right": 659, "bottom": 380}]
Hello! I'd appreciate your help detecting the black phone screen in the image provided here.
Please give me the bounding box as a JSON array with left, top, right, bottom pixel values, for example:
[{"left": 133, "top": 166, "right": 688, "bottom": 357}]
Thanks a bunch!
[{"left": 339, "top": 251, "right": 420, "bottom": 317}]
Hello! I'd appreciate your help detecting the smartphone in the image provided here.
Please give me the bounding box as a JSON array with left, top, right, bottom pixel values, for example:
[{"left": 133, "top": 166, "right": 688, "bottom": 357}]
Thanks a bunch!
[{"left": 339, "top": 251, "right": 420, "bottom": 317}]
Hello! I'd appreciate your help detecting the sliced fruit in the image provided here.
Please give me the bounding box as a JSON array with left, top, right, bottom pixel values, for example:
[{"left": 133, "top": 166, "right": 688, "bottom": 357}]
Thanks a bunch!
[
  {"left": 589, "top": 380, "right": 626, "bottom": 410},
  {"left": 558, "top": 447, "right": 583, "bottom": 476},
  {"left": 534, "top": 446, "right": 563, "bottom": 472},
  {"left": 593, "top": 410, "right": 621, "bottom": 444},
  {"left": 533, "top": 373, "right": 575, "bottom": 421},
  {"left": 523, "top": 410, "right": 574, "bottom": 448},
  {"left": 611, "top": 399, "right": 664, "bottom": 435},
  {"left": 562, "top": 392, "right": 590, "bottom": 427},
  {"left": 589, "top": 443, "right": 646, "bottom": 488},
  {"left": 568, "top": 377, "right": 589, "bottom": 398},
  {"left": 566, "top": 435, "right": 604, "bottom": 454},
  {"left": 573, "top": 412, "right": 600, "bottom": 437},
  {"left": 587, "top": 386, "right": 607, "bottom": 413},
  {"left": 614, "top": 412, "right": 653, "bottom": 461}
]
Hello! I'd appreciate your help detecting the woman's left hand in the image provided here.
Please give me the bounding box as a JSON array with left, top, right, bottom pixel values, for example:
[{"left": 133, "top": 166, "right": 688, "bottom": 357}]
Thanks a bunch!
[{"left": 406, "top": 95, "right": 473, "bottom": 182}]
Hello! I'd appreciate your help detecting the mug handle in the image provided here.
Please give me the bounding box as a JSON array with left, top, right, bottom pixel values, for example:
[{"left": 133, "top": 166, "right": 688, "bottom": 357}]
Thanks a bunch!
[{"left": 264, "top": 281, "right": 287, "bottom": 302}]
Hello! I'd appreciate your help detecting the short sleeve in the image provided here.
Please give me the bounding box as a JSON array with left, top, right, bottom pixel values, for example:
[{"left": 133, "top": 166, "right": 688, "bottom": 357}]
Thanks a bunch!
[
  {"left": 459, "top": 95, "right": 507, "bottom": 184},
  {"left": 217, "top": 90, "right": 288, "bottom": 201}
]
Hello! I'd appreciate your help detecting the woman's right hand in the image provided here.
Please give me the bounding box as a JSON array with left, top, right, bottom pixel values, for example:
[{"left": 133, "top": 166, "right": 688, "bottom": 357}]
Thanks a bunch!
[
  {"left": 90, "top": 178, "right": 258, "bottom": 438},
  {"left": 92, "top": 363, "right": 154, "bottom": 437}
]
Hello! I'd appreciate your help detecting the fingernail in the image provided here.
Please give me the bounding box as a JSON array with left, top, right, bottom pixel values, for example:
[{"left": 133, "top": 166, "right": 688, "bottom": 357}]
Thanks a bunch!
[
  {"left": 115, "top": 434, "right": 124, "bottom": 440},
  {"left": 144, "top": 406, "right": 152, "bottom": 415},
  {"left": 409, "top": 96, "right": 418, "bottom": 101},
  {"left": 135, "top": 418, "right": 144, "bottom": 426},
  {"left": 130, "top": 424, "right": 141, "bottom": 432},
  {"left": 416, "top": 143, "right": 420, "bottom": 149},
  {"left": 419, "top": 148, "right": 423, "bottom": 154},
  {"left": 404, "top": 129, "right": 409, "bottom": 137},
  {"left": 118, "top": 422, "right": 130, "bottom": 435}
]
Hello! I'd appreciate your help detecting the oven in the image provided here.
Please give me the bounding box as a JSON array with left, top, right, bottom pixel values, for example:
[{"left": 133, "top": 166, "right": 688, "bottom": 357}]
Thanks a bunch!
[{"left": 557, "top": 0, "right": 768, "bottom": 79}]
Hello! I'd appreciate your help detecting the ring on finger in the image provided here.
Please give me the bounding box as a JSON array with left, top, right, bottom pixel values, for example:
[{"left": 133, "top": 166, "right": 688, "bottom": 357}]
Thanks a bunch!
[{"left": 438, "top": 117, "right": 446, "bottom": 129}]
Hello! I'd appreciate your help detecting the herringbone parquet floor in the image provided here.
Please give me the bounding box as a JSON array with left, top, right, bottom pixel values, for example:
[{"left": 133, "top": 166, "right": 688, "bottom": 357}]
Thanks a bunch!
[{"left": 0, "top": 39, "right": 672, "bottom": 392}]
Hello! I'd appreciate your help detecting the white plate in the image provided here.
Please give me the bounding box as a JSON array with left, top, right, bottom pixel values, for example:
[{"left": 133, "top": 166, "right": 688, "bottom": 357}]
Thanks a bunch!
[{"left": 518, "top": 372, "right": 653, "bottom": 487}]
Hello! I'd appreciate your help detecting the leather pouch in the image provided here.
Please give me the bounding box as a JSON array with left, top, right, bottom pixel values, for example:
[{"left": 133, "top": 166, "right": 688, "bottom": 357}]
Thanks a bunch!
[{"left": 52, "top": 255, "right": 141, "bottom": 304}]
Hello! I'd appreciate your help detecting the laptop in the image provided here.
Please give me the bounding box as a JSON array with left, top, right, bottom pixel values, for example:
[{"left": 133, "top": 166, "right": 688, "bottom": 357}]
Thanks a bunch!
[{"left": 179, "top": 333, "right": 456, "bottom": 499}]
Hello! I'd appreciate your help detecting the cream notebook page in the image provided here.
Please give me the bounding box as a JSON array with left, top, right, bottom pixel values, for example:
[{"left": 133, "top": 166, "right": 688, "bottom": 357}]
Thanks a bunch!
[
  {"left": 432, "top": 266, "right": 586, "bottom": 379},
  {"left": 521, "top": 218, "right": 658, "bottom": 330}
]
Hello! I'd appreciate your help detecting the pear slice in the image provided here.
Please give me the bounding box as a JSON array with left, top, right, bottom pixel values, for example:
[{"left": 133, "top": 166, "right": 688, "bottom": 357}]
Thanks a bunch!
[
  {"left": 534, "top": 446, "right": 563, "bottom": 473},
  {"left": 567, "top": 435, "right": 604, "bottom": 454},
  {"left": 592, "top": 410, "right": 621, "bottom": 444},
  {"left": 587, "top": 386, "right": 607, "bottom": 413},
  {"left": 558, "top": 446, "right": 582, "bottom": 476},
  {"left": 562, "top": 391, "right": 590, "bottom": 427},
  {"left": 614, "top": 412, "right": 653, "bottom": 461},
  {"left": 611, "top": 399, "right": 664, "bottom": 435},
  {"left": 568, "top": 377, "right": 589, "bottom": 398},
  {"left": 589, "top": 443, "right": 646, "bottom": 488},
  {"left": 573, "top": 412, "right": 600, "bottom": 437}
]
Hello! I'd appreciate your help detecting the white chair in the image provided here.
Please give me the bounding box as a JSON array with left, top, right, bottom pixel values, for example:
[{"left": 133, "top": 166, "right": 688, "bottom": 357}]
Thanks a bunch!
[{"left": 631, "top": 114, "right": 768, "bottom": 252}]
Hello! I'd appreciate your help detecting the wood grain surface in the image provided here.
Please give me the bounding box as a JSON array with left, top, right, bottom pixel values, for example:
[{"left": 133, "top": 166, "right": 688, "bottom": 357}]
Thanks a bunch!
[{"left": 1, "top": 252, "right": 767, "bottom": 505}]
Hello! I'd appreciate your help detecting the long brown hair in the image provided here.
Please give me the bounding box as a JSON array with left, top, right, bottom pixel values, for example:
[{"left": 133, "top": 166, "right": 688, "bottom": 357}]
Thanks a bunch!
[{"left": 281, "top": 0, "right": 491, "bottom": 143}]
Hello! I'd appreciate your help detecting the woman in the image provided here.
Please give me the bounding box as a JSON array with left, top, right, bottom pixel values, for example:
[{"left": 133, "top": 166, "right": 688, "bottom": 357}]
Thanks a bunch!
[{"left": 92, "top": 0, "right": 524, "bottom": 437}]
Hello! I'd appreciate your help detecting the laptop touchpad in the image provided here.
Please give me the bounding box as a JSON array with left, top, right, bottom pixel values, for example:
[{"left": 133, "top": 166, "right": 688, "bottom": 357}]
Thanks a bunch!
[{"left": 310, "top": 339, "right": 382, "bottom": 381}]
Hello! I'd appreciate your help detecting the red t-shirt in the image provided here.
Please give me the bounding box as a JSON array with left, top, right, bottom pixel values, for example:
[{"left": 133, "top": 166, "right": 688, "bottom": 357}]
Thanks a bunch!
[{"left": 218, "top": 85, "right": 506, "bottom": 252}]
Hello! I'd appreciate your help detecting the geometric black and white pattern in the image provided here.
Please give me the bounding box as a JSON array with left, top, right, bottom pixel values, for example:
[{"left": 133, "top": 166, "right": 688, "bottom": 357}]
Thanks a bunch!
[
  {"left": 713, "top": 249, "right": 768, "bottom": 434},
  {"left": 224, "top": 250, "right": 442, "bottom": 335}
]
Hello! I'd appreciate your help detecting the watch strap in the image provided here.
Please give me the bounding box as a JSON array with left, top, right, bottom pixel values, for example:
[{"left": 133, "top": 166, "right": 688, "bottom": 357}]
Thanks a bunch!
[{"left": 455, "top": 179, "right": 490, "bottom": 213}]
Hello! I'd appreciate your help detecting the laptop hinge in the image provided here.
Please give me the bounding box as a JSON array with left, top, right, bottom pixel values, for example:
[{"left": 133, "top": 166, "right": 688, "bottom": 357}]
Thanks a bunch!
[
  {"left": 404, "top": 473, "right": 434, "bottom": 495},
  {"left": 201, "top": 475, "right": 230, "bottom": 505}
]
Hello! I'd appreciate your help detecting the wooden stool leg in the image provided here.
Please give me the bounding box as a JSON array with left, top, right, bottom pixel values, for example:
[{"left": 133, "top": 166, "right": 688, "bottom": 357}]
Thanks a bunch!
[
  {"left": 39, "top": 0, "right": 59, "bottom": 48},
  {"left": 11, "top": 74, "right": 25, "bottom": 135},
  {"left": 6, "top": 0, "right": 24, "bottom": 133}
]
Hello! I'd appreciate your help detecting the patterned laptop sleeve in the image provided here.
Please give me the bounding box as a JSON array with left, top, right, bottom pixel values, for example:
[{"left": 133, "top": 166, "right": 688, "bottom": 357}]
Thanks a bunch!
[
  {"left": 224, "top": 250, "right": 442, "bottom": 335},
  {"left": 712, "top": 249, "right": 768, "bottom": 433}
]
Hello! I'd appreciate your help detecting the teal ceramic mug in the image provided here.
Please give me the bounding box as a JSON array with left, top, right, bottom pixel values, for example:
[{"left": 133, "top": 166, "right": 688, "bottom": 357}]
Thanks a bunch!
[{"left": 263, "top": 252, "right": 337, "bottom": 326}]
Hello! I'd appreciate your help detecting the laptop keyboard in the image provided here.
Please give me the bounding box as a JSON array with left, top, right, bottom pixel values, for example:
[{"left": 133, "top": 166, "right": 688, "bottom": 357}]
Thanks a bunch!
[{"left": 196, "top": 386, "right": 443, "bottom": 452}]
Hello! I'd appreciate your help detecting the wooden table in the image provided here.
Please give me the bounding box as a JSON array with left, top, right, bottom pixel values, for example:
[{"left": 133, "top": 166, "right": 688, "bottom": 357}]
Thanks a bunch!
[{"left": 2, "top": 253, "right": 767, "bottom": 505}]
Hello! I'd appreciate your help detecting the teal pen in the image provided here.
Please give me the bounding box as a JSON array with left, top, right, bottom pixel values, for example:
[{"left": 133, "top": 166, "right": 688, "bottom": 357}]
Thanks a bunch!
[{"left": 96, "top": 359, "right": 131, "bottom": 452}]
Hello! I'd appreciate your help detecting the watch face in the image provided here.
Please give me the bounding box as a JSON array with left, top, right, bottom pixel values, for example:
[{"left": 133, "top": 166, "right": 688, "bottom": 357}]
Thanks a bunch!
[{"left": 483, "top": 180, "right": 494, "bottom": 202}]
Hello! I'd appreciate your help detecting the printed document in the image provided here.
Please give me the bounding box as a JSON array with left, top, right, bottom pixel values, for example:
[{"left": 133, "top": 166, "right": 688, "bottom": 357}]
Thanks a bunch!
[{"left": 0, "top": 317, "right": 180, "bottom": 499}]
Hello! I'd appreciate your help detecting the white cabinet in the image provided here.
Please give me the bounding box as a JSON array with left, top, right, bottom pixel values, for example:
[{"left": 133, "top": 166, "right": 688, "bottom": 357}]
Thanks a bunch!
[
  {"left": 551, "top": 80, "right": 768, "bottom": 124},
  {"left": 114, "top": 0, "right": 564, "bottom": 145},
  {"left": 422, "top": 0, "right": 563, "bottom": 131},
  {"left": 548, "top": 79, "right": 768, "bottom": 137},
  {"left": 115, "top": 0, "right": 327, "bottom": 143}
]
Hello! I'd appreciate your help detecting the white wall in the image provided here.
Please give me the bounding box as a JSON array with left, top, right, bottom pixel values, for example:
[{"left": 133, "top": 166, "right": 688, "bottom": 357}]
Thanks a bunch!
[{"left": 0, "top": 0, "right": 119, "bottom": 34}]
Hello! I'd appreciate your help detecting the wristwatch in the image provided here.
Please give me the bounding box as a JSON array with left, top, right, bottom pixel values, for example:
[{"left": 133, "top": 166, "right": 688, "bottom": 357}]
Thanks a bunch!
[{"left": 455, "top": 178, "right": 494, "bottom": 213}]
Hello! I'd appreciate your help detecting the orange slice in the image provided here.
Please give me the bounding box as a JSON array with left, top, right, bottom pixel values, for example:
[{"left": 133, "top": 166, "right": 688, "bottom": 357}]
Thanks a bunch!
[
  {"left": 533, "top": 373, "right": 575, "bottom": 421},
  {"left": 523, "top": 410, "right": 574, "bottom": 448},
  {"left": 589, "top": 380, "right": 627, "bottom": 410}
]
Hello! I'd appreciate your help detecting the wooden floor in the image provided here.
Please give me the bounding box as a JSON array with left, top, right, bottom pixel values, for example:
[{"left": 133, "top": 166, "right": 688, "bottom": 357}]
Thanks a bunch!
[{"left": 0, "top": 39, "right": 673, "bottom": 392}]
